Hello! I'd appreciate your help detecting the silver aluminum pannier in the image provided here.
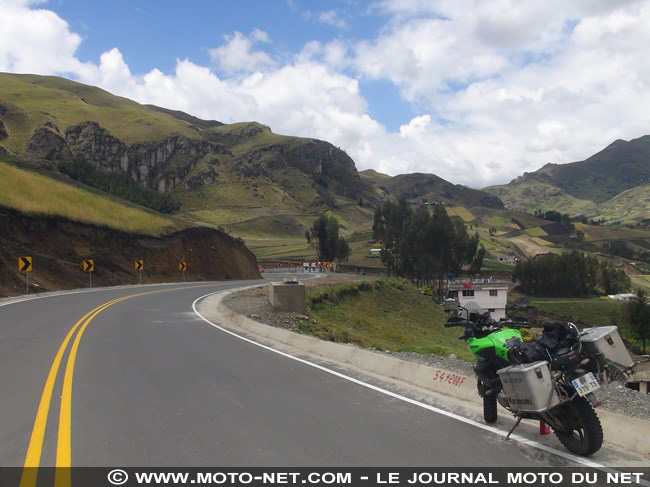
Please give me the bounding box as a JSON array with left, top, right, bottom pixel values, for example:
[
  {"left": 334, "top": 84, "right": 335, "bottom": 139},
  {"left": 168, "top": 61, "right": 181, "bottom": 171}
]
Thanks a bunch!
[
  {"left": 579, "top": 326, "right": 634, "bottom": 369},
  {"left": 497, "top": 361, "right": 560, "bottom": 413}
]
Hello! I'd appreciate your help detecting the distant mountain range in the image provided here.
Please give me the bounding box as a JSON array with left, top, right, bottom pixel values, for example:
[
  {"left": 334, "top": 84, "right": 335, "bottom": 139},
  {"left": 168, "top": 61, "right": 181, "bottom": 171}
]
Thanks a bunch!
[
  {"left": 361, "top": 169, "right": 503, "bottom": 208},
  {"left": 3, "top": 72, "right": 650, "bottom": 275},
  {"left": 0, "top": 72, "right": 502, "bottom": 240},
  {"left": 485, "top": 135, "right": 650, "bottom": 226},
  {"left": 3, "top": 71, "right": 650, "bottom": 250}
]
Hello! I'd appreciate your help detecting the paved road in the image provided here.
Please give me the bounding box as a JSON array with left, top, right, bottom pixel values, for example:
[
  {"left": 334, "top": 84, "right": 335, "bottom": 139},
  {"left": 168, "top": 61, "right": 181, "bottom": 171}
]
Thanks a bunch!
[{"left": 0, "top": 278, "right": 633, "bottom": 474}]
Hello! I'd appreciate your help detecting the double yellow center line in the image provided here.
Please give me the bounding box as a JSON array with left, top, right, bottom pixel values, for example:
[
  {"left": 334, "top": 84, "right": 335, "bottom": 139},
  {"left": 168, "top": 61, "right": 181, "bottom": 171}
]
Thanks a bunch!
[{"left": 19, "top": 286, "right": 208, "bottom": 487}]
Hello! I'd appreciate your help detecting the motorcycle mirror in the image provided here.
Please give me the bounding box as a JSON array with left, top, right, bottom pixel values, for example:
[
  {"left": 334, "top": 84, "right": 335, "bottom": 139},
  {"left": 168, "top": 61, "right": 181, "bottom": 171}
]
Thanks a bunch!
[{"left": 444, "top": 298, "right": 461, "bottom": 312}]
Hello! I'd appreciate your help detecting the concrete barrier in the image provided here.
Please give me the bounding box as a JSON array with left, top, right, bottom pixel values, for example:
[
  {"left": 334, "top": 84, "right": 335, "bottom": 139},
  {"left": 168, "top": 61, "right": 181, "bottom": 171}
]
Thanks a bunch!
[
  {"left": 269, "top": 282, "right": 306, "bottom": 313},
  {"left": 207, "top": 287, "right": 650, "bottom": 459}
]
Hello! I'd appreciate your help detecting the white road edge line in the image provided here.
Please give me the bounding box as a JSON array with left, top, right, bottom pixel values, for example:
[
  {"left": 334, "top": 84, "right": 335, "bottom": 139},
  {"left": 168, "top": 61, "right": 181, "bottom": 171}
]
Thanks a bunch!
[
  {"left": 192, "top": 289, "right": 615, "bottom": 471},
  {"left": 0, "top": 279, "right": 263, "bottom": 309}
]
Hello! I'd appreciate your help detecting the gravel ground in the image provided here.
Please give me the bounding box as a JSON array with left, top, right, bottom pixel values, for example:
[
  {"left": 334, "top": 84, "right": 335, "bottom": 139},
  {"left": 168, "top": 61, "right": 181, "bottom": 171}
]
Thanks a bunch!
[{"left": 224, "top": 276, "right": 650, "bottom": 420}]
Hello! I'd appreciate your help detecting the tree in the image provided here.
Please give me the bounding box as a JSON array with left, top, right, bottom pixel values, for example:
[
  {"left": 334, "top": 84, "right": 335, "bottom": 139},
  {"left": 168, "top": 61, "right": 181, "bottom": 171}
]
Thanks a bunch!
[
  {"left": 372, "top": 199, "right": 482, "bottom": 294},
  {"left": 598, "top": 261, "right": 631, "bottom": 294},
  {"left": 624, "top": 289, "right": 650, "bottom": 353},
  {"left": 308, "top": 215, "right": 350, "bottom": 263},
  {"left": 470, "top": 246, "right": 487, "bottom": 274},
  {"left": 335, "top": 237, "right": 351, "bottom": 263},
  {"left": 513, "top": 251, "right": 601, "bottom": 297}
]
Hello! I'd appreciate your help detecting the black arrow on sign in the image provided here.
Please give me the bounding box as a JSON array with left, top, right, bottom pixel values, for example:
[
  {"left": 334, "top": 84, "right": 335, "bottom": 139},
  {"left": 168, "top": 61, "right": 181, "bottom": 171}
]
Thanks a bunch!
[
  {"left": 135, "top": 260, "right": 143, "bottom": 271},
  {"left": 19, "top": 257, "right": 32, "bottom": 272}
]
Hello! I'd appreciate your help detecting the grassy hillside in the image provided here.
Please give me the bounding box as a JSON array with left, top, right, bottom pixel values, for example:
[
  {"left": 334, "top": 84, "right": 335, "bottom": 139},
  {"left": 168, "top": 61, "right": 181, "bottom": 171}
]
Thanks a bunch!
[
  {"left": 584, "top": 184, "right": 650, "bottom": 226},
  {"left": 360, "top": 169, "right": 503, "bottom": 209},
  {"left": 485, "top": 135, "right": 650, "bottom": 222},
  {"left": 485, "top": 179, "right": 596, "bottom": 216},
  {"left": 0, "top": 160, "right": 178, "bottom": 235},
  {"left": 0, "top": 73, "right": 378, "bottom": 255},
  {"left": 302, "top": 279, "right": 473, "bottom": 359},
  {"left": 3, "top": 72, "right": 648, "bottom": 269},
  {"left": 0, "top": 73, "right": 202, "bottom": 153}
]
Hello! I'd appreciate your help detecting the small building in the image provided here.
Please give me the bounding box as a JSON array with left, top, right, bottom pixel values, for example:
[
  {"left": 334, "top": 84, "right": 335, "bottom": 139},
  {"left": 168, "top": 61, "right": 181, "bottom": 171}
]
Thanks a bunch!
[
  {"left": 447, "top": 277, "right": 509, "bottom": 320},
  {"left": 496, "top": 254, "right": 517, "bottom": 265},
  {"left": 370, "top": 244, "right": 383, "bottom": 257},
  {"left": 608, "top": 293, "right": 636, "bottom": 302}
]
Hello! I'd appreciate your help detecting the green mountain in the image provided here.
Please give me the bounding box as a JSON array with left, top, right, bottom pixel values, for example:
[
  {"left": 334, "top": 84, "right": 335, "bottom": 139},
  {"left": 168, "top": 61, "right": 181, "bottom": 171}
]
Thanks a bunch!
[
  {"left": 3, "top": 73, "right": 650, "bottom": 270},
  {"left": 485, "top": 135, "right": 650, "bottom": 220},
  {"left": 0, "top": 72, "right": 506, "bottom": 257},
  {"left": 0, "top": 73, "right": 379, "bottom": 238},
  {"left": 361, "top": 170, "right": 503, "bottom": 208}
]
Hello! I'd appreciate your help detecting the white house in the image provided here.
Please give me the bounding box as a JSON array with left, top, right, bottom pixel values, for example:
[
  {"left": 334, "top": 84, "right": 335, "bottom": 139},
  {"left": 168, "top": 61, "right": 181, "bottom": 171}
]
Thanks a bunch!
[
  {"left": 447, "top": 278, "right": 509, "bottom": 320},
  {"left": 497, "top": 254, "right": 517, "bottom": 265}
]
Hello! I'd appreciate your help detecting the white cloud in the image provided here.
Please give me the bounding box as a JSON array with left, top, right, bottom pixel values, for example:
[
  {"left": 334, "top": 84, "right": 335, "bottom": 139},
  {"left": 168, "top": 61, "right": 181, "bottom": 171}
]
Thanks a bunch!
[
  {"left": 208, "top": 30, "right": 275, "bottom": 74},
  {"left": 352, "top": 0, "right": 650, "bottom": 185},
  {"left": 2, "top": 0, "right": 650, "bottom": 189},
  {"left": 318, "top": 10, "right": 348, "bottom": 30},
  {"left": 0, "top": 0, "right": 83, "bottom": 74}
]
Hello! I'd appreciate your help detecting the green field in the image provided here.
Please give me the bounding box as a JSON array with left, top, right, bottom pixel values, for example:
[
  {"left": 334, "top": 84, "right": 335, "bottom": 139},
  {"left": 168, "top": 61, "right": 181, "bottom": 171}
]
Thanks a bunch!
[
  {"left": 630, "top": 275, "right": 650, "bottom": 293},
  {"left": 524, "top": 227, "right": 548, "bottom": 237},
  {"left": 302, "top": 279, "right": 473, "bottom": 359},
  {"left": 447, "top": 206, "right": 475, "bottom": 222},
  {"left": 0, "top": 160, "right": 178, "bottom": 235}
]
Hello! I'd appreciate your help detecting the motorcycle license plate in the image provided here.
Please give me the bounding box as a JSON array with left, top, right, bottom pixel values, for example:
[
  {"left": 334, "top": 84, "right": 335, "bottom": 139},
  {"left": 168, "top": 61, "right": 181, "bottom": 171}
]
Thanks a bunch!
[{"left": 571, "top": 372, "right": 600, "bottom": 397}]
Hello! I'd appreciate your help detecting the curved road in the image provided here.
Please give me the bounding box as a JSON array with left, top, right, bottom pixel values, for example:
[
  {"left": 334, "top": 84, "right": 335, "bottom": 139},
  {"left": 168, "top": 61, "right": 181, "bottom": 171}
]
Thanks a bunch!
[{"left": 0, "top": 278, "right": 640, "bottom": 476}]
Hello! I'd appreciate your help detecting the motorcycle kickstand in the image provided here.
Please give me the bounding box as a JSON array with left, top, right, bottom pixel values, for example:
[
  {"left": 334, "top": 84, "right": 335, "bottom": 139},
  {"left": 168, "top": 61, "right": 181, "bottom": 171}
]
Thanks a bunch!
[{"left": 505, "top": 416, "right": 523, "bottom": 441}]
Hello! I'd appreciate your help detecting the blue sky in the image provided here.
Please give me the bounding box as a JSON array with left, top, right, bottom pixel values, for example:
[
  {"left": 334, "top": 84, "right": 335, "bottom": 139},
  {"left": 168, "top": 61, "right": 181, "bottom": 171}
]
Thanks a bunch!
[
  {"left": 48, "top": 0, "right": 414, "bottom": 130},
  {"left": 1, "top": 0, "right": 649, "bottom": 187}
]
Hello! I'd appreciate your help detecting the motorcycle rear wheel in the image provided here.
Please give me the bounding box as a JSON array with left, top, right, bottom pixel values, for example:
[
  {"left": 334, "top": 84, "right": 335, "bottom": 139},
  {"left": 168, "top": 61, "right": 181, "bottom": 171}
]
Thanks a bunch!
[
  {"left": 552, "top": 396, "right": 603, "bottom": 456},
  {"left": 483, "top": 394, "right": 498, "bottom": 423}
]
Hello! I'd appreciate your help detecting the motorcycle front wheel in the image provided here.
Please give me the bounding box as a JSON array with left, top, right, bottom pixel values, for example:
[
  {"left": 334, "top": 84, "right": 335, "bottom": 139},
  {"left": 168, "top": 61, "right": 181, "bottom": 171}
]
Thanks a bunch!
[{"left": 552, "top": 396, "right": 603, "bottom": 456}]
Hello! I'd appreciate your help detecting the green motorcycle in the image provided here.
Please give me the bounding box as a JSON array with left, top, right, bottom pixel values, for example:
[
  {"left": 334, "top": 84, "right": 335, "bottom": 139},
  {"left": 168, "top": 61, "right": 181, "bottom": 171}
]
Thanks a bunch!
[{"left": 445, "top": 300, "right": 615, "bottom": 457}]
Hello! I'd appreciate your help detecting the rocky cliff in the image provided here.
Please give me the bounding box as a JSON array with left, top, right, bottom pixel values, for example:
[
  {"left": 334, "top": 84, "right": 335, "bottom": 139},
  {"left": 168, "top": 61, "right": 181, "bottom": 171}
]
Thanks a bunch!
[{"left": 25, "top": 120, "right": 231, "bottom": 192}]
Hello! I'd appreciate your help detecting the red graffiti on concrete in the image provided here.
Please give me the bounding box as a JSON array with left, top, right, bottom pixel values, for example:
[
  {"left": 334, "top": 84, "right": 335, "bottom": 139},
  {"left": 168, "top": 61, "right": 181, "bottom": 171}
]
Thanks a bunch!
[{"left": 432, "top": 370, "right": 467, "bottom": 387}]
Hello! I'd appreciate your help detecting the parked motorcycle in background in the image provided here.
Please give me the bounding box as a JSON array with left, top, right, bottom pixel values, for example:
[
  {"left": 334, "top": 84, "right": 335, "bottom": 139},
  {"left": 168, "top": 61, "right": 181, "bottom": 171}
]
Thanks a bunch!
[{"left": 444, "top": 298, "right": 640, "bottom": 456}]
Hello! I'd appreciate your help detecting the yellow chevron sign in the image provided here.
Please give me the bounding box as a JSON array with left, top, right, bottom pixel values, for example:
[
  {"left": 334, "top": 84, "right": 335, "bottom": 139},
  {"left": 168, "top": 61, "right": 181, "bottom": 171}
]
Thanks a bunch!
[
  {"left": 134, "top": 260, "right": 144, "bottom": 271},
  {"left": 82, "top": 260, "right": 94, "bottom": 272},
  {"left": 18, "top": 256, "right": 32, "bottom": 272},
  {"left": 178, "top": 261, "right": 187, "bottom": 271}
]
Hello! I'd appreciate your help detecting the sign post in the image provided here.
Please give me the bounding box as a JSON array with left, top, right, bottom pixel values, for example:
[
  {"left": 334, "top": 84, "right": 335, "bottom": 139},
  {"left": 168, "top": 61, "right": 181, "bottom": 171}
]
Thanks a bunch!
[
  {"left": 83, "top": 260, "right": 94, "bottom": 288},
  {"left": 135, "top": 260, "right": 144, "bottom": 284},
  {"left": 18, "top": 256, "right": 32, "bottom": 294},
  {"left": 178, "top": 261, "right": 187, "bottom": 282}
]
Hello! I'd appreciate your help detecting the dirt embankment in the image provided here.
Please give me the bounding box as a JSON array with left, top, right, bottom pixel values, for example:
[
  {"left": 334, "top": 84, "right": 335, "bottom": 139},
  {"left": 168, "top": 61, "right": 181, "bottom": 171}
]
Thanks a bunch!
[{"left": 0, "top": 206, "right": 261, "bottom": 297}]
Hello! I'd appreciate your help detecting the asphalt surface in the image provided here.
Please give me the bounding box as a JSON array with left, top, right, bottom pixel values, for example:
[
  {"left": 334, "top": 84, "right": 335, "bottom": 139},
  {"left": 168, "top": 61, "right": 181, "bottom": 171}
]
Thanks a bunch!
[{"left": 0, "top": 278, "right": 638, "bottom": 470}]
